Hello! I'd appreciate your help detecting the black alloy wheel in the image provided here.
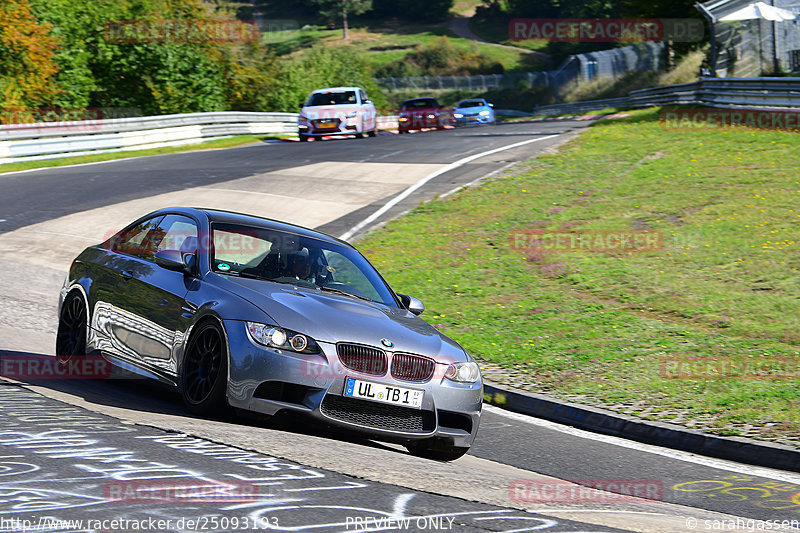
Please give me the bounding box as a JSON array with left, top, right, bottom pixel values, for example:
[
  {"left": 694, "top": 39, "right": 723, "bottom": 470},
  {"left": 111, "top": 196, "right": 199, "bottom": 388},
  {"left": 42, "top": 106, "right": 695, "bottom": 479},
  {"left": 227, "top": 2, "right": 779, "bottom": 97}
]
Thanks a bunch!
[
  {"left": 181, "top": 321, "right": 228, "bottom": 415},
  {"left": 55, "top": 292, "right": 87, "bottom": 361}
]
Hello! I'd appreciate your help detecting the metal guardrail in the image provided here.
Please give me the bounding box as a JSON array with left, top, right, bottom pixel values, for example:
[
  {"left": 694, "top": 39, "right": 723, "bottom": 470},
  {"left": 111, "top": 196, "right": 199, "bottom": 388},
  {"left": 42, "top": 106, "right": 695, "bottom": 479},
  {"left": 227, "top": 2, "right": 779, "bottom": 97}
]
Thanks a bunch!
[
  {"left": 533, "top": 77, "right": 800, "bottom": 116},
  {"left": 0, "top": 112, "right": 299, "bottom": 164},
  {"left": 0, "top": 112, "right": 403, "bottom": 164}
]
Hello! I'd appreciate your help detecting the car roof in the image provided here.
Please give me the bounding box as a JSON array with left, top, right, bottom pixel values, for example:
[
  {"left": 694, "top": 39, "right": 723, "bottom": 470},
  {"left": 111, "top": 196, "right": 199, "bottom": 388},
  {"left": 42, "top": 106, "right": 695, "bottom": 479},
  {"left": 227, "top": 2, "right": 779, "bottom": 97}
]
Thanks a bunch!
[
  {"left": 310, "top": 87, "right": 362, "bottom": 93},
  {"left": 146, "top": 207, "right": 349, "bottom": 246},
  {"left": 402, "top": 97, "right": 437, "bottom": 103},
  {"left": 457, "top": 99, "right": 487, "bottom": 105}
]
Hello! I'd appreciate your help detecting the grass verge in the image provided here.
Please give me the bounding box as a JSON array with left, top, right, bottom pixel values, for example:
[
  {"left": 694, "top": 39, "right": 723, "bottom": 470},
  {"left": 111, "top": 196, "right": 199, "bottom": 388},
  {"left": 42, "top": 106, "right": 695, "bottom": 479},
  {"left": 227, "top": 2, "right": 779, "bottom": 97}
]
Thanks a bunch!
[
  {"left": 0, "top": 135, "right": 282, "bottom": 175},
  {"left": 357, "top": 109, "right": 800, "bottom": 444}
]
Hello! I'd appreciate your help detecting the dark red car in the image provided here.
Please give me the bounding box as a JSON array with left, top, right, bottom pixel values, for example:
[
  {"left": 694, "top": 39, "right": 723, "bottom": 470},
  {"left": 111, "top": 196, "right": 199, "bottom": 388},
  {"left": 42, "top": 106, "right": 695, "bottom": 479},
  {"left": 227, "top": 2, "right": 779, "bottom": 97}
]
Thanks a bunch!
[{"left": 396, "top": 97, "right": 452, "bottom": 134}]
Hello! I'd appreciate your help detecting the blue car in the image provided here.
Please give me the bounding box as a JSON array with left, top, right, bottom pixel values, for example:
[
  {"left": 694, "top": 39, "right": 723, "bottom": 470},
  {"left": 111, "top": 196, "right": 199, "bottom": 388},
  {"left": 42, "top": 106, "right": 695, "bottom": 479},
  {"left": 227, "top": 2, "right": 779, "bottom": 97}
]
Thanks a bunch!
[{"left": 453, "top": 98, "right": 495, "bottom": 126}]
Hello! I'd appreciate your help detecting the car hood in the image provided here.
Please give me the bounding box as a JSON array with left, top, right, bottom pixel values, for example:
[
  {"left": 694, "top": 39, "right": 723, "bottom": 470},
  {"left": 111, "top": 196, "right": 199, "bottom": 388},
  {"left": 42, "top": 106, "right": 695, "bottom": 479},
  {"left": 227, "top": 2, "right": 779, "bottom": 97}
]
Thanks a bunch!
[{"left": 211, "top": 276, "right": 469, "bottom": 363}]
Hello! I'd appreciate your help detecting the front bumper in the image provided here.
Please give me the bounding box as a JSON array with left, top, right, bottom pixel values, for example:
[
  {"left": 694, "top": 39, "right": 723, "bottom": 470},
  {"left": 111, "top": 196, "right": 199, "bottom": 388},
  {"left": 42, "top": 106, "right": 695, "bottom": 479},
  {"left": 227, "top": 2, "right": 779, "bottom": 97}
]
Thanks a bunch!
[
  {"left": 299, "top": 118, "right": 360, "bottom": 136},
  {"left": 223, "top": 320, "right": 482, "bottom": 448},
  {"left": 455, "top": 114, "right": 493, "bottom": 125},
  {"left": 398, "top": 115, "right": 445, "bottom": 131}
]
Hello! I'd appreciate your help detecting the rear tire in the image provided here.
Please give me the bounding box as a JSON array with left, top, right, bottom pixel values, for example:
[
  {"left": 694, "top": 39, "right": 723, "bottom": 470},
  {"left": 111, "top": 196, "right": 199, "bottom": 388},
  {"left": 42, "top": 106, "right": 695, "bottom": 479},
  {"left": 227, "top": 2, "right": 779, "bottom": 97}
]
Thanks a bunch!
[
  {"left": 181, "top": 320, "right": 228, "bottom": 416},
  {"left": 406, "top": 439, "right": 469, "bottom": 461},
  {"left": 56, "top": 292, "right": 87, "bottom": 362},
  {"left": 368, "top": 128, "right": 377, "bottom": 137}
]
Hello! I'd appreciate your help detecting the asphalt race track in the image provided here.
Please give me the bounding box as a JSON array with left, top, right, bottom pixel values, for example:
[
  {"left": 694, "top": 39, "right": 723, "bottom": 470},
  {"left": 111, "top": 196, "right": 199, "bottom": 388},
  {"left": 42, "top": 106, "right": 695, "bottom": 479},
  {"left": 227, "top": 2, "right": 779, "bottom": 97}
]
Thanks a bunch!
[{"left": 1, "top": 121, "right": 798, "bottom": 533}]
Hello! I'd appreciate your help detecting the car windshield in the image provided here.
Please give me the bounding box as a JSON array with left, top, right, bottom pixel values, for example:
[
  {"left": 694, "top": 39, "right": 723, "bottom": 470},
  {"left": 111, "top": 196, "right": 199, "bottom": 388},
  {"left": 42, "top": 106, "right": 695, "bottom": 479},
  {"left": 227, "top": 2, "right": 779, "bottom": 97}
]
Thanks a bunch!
[
  {"left": 209, "top": 223, "right": 398, "bottom": 307},
  {"left": 403, "top": 99, "right": 437, "bottom": 109},
  {"left": 458, "top": 100, "right": 485, "bottom": 108},
  {"left": 306, "top": 91, "right": 357, "bottom": 106}
]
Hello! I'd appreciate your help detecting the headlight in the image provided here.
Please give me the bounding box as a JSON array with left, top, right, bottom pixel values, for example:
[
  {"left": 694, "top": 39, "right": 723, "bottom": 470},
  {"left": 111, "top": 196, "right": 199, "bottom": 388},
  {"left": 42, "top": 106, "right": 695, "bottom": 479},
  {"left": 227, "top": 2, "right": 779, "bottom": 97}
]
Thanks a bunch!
[
  {"left": 479, "top": 110, "right": 490, "bottom": 116},
  {"left": 298, "top": 114, "right": 308, "bottom": 122},
  {"left": 427, "top": 114, "right": 436, "bottom": 119},
  {"left": 453, "top": 113, "right": 463, "bottom": 118},
  {"left": 445, "top": 361, "right": 480, "bottom": 383},
  {"left": 399, "top": 116, "right": 409, "bottom": 122},
  {"left": 246, "top": 322, "right": 320, "bottom": 354}
]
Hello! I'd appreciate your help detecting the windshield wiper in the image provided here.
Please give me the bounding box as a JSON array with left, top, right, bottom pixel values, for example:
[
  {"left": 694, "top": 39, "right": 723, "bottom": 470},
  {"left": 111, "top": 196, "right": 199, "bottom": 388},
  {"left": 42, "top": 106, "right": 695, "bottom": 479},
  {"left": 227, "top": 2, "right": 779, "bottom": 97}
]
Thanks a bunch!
[
  {"left": 236, "top": 271, "right": 266, "bottom": 280},
  {"left": 319, "top": 286, "right": 372, "bottom": 301},
  {"left": 226, "top": 271, "right": 296, "bottom": 285}
]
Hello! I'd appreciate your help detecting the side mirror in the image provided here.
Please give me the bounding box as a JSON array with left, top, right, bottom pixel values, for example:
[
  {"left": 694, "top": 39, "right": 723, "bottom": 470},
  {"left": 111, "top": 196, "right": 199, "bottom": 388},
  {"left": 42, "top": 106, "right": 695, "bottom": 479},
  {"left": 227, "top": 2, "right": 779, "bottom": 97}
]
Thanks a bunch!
[
  {"left": 299, "top": 103, "right": 305, "bottom": 109},
  {"left": 155, "top": 250, "right": 193, "bottom": 275},
  {"left": 398, "top": 294, "right": 425, "bottom": 316},
  {"left": 488, "top": 103, "right": 494, "bottom": 108}
]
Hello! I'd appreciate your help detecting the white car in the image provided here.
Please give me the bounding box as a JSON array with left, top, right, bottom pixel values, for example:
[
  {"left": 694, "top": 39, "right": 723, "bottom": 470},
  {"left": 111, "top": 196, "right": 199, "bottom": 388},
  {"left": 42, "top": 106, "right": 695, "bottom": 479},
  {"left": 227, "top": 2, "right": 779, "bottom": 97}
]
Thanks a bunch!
[{"left": 298, "top": 87, "right": 378, "bottom": 141}]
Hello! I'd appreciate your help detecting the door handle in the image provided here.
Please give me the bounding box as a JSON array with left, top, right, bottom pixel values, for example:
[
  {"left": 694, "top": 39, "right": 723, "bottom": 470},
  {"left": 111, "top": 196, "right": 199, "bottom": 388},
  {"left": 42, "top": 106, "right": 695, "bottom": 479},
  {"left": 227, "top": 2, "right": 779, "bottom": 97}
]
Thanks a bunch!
[{"left": 121, "top": 270, "right": 134, "bottom": 280}]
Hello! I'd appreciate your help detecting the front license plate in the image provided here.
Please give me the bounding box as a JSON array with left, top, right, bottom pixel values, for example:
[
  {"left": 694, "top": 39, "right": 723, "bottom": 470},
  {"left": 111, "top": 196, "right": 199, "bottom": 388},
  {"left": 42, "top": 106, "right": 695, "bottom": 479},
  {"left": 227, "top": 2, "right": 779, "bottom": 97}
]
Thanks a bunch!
[
  {"left": 344, "top": 378, "right": 423, "bottom": 409},
  {"left": 318, "top": 121, "right": 337, "bottom": 128}
]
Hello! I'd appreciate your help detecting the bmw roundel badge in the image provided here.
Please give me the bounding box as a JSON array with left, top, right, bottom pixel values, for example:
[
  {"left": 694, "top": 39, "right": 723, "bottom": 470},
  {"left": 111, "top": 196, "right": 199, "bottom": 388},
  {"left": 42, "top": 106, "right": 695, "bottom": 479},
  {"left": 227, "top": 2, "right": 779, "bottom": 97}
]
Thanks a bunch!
[{"left": 381, "top": 338, "right": 393, "bottom": 348}]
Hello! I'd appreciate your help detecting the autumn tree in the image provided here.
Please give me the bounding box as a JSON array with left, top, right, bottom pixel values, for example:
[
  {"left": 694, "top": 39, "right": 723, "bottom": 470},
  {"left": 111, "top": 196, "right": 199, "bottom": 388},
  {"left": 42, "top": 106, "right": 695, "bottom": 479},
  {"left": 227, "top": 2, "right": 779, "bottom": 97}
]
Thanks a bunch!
[{"left": 0, "top": 0, "right": 60, "bottom": 117}]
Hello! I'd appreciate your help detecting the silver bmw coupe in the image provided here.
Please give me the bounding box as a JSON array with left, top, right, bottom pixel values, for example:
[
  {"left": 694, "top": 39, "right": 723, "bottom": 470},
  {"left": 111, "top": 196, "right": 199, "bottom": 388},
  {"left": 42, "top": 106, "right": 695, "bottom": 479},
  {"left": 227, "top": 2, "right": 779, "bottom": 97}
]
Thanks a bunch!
[{"left": 57, "top": 207, "right": 482, "bottom": 460}]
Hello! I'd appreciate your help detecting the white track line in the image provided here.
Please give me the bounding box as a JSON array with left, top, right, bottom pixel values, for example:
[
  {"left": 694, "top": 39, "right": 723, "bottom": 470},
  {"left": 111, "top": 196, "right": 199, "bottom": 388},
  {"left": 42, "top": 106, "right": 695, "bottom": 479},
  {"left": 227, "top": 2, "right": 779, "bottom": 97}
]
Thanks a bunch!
[
  {"left": 339, "top": 135, "right": 558, "bottom": 240},
  {"left": 0, "top": 155, "right": 154, "bottom": 176},
  {"left": 486, "top": 405, "right": 800, "bottom": 484}
]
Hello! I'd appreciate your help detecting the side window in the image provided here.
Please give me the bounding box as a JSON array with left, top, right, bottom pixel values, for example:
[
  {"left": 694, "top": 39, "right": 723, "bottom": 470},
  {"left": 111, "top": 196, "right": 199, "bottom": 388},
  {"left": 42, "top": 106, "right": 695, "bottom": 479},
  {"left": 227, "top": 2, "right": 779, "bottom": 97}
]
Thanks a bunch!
[
  {"left": 141, "top": 215, "right": 198, "bottom": 262},
  {"left": 360, "top": 90, "right": 368, "bottom": 104},
  {"left": 111, "top": 217, "right": 162, "bottom": 257}
]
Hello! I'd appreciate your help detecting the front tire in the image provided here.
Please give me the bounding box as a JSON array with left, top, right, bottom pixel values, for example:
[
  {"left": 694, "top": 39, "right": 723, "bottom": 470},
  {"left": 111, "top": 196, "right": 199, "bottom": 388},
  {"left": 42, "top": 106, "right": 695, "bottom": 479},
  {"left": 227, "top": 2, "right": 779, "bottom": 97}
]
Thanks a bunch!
[
  {"left": 299, "top": 134, "right": 310, "bottom": 142},
  {"left": 406, "top": 439, "right": 469, "bottom": 461},
  {"left": 181, "top": 320, "right": 228, "bottom": 416},
  {"left": 56, "top": 292, "right": 87, "bottom": 362}
]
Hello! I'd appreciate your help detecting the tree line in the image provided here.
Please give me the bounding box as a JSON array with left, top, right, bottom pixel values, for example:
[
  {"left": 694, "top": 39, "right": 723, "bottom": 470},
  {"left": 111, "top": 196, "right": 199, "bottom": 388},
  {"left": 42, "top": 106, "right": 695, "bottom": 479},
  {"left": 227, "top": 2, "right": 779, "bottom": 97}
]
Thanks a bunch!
[{"left": 0, "top": 0, "right": 388, "bottom": 120}]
